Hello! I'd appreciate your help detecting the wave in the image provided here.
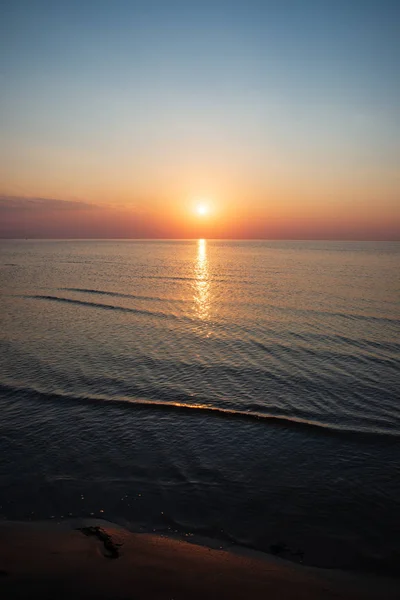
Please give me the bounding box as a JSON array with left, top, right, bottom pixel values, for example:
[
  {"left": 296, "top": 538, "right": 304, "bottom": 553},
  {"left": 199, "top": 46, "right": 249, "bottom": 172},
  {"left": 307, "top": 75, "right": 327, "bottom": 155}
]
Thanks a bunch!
[
  {"left": 282, "top": 331, "right": 400, "bottom": 354},
  {"left": 22, "top": 295, "right": 179, "bottom": 321},
  {"left": 61, "top": 288, "right": 167, "bottom": 303},
  {"left": 251, "top": 302, "right": 400, "bottom": 326},
  {"left": 251, "top": 337, "right": 399, "bottom": 370},
  {"left": 309, "top": 309, "right": 399, "bottom": 325},
  {"left": 38, "top": 293, "right": 400, "bottom": 328},
  {"left": 1, "top": 380, "right": 398, "bottom": 442}
]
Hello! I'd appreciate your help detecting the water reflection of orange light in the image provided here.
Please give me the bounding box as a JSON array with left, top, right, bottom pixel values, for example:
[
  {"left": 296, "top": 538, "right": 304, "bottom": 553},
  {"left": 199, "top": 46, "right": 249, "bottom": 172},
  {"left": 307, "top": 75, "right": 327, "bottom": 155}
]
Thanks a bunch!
[{"left": 194, "top": 238, "right": 210, "bottom": 320}]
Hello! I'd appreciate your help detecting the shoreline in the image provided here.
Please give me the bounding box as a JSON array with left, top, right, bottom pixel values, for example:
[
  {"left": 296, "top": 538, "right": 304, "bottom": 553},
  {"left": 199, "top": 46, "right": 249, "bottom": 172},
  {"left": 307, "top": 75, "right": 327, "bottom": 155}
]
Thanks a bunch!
[{"left": 0, "top": 519, "right": 398, "bottom": 599}]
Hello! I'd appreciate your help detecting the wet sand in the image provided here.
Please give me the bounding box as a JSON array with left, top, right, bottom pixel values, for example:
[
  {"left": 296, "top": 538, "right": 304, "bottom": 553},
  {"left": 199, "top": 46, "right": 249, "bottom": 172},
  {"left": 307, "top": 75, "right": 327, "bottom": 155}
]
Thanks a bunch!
[{"left": 0, "top": 520, "right": 398, "bottom": 599}]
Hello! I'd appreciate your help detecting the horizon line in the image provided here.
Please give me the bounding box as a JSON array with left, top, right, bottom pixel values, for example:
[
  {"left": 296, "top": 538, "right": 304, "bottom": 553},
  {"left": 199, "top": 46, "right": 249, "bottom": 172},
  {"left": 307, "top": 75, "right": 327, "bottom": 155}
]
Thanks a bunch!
[{"left": 1, "top": 238, "right": 399, "bottom": 243}]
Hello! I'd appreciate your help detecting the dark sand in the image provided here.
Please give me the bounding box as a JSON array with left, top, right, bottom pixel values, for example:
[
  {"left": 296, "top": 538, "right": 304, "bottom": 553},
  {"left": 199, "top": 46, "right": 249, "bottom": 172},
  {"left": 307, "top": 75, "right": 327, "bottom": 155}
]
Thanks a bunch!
[{"left": 0, "top": 520, "right": 398, "bottom": 599}]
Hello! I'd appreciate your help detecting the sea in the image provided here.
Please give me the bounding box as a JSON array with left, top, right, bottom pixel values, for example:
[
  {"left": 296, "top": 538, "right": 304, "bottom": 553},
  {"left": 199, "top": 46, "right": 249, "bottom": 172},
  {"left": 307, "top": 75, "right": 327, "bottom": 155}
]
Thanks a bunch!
[{"left": 0, "top": 239, "right": 399, "bottom": 574}]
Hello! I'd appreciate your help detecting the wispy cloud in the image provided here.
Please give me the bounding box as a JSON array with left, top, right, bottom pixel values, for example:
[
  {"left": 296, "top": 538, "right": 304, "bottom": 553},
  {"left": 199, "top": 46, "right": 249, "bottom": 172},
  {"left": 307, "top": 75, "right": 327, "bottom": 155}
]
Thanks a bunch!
[{"left": 0, "top": 196, "right": 97, "bottom": 212}]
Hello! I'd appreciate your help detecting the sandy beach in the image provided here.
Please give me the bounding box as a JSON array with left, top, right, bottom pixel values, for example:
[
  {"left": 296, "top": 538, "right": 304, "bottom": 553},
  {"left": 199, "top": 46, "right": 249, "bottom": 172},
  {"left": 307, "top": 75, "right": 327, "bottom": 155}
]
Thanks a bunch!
[{"left": 0, "top": 520, "right": 398, "bottom": 599}]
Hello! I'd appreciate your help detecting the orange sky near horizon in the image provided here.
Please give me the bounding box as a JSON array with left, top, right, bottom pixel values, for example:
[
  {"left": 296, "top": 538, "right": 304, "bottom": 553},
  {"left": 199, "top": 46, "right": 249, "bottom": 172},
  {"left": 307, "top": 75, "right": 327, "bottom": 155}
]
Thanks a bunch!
[{"left": 0, "top": 188, "right": 398, "bottom": 240}]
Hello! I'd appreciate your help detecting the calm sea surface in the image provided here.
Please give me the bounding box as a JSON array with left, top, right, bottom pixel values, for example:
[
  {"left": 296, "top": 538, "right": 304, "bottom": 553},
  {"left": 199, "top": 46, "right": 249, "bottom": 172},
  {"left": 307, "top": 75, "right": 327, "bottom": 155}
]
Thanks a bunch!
[{"left": 0, "top": 240, "right": 399, "bottom": 572}]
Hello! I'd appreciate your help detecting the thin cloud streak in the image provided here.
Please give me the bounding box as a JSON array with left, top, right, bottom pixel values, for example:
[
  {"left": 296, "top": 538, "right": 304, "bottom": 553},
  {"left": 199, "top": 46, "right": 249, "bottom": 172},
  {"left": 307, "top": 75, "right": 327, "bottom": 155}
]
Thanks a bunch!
[{"left": 0, "top": 196, "right": 98, "bottom": 212}]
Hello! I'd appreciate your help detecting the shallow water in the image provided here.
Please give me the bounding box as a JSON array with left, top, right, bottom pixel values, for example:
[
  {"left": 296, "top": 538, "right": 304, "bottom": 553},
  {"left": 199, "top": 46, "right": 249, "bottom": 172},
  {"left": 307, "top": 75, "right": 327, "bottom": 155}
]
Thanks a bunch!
[{"left": 0, "top": 240, "right": 399, "bottom": 572}]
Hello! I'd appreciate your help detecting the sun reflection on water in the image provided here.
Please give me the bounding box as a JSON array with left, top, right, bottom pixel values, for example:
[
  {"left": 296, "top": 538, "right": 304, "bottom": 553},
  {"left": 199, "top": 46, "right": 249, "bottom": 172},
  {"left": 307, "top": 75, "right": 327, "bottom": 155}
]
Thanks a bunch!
[{"left": 194, "top": 239, "right": 210, "bottom": 321}]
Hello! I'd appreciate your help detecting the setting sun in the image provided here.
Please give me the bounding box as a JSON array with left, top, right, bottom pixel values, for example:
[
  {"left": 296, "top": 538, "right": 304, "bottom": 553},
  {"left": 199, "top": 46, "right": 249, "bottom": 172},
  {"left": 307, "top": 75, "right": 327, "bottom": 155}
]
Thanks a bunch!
[{"left": 195, "top": 202, "right": 210, "bottom": 216}]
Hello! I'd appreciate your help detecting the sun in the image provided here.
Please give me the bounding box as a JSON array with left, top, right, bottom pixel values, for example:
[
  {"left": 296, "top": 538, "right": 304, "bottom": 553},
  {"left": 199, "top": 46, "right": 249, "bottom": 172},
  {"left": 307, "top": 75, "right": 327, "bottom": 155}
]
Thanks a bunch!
[{"left": 195, "top": 202, "right": 210, "bottom": 216}]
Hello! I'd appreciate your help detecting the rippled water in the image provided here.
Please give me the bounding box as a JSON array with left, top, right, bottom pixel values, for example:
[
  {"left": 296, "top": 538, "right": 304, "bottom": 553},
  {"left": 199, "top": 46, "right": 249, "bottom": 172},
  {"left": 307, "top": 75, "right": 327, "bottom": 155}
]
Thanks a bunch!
[{"left": 0, "top": 240, "right": 399, "bottom": 572}]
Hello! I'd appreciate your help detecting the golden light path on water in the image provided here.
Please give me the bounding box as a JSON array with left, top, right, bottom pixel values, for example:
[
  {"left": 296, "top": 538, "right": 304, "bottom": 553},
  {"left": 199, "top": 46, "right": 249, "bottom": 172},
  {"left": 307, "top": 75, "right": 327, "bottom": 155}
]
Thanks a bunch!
[{"left": 193, "top": 239, "right": 210, "bottom": 321}]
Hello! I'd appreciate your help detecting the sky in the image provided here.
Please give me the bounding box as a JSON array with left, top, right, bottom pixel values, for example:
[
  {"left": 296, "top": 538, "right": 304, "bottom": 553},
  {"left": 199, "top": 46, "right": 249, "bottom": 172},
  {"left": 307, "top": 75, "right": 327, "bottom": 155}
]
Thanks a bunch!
[{"left": 0, "top": 0, "right": 399, "bottom": 239}]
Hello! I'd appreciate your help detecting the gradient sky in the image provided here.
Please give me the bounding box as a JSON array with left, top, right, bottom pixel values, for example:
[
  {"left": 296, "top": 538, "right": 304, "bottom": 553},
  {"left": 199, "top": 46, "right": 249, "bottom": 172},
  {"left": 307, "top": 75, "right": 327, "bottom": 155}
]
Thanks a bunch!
[{"left": 0, "top": 0, "right": 399, "bottom": 239}]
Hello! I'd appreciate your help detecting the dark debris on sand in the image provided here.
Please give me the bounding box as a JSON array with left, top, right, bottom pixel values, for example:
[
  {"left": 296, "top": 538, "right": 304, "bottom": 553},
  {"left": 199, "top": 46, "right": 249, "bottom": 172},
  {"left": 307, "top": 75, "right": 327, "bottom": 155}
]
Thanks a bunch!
[{"left": 77, "top": 526, "right": 122, "bottom": 559}]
